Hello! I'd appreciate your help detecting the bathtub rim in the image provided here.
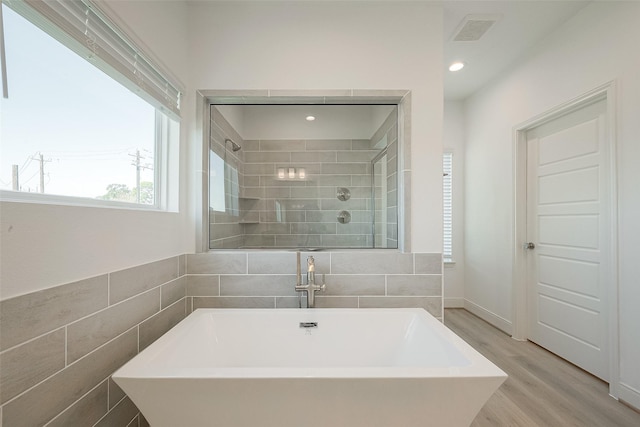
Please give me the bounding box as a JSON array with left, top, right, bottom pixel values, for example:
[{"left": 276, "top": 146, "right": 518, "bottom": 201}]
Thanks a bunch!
[{"left": 113, "top": 308, "right": 507, "bottom": 381}]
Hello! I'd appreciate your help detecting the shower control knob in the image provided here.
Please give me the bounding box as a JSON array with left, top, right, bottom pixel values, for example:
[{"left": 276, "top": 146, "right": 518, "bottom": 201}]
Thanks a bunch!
[
  {"left": 337, "top": 210, "right": 351, "bottom": 224},
  {"left": 337, "top": 187, "right": 351, "bottom": 201}
]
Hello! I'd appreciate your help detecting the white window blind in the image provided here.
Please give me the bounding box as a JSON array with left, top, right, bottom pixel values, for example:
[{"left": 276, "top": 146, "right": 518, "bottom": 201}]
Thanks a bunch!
[
  {"left": 443, "top": 152, "right": 453, "bottom": 260},
  {"left": 7, "top": 0, "right": 182, "bottom": 118}
]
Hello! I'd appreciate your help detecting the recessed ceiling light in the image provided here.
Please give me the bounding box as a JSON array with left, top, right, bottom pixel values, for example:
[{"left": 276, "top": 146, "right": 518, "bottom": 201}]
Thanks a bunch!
[
  {"left": 449, "top": 62, "right": 465, "bottom": 72},
  {"left": 306, "top": 115, "right": 316, "bottom": 121}
]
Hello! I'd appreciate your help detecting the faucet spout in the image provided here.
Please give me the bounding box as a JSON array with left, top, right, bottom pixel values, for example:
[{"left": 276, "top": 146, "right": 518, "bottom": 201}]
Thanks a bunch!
[{"left": 294, "top": 253, "right": 325, "bottom": 308}]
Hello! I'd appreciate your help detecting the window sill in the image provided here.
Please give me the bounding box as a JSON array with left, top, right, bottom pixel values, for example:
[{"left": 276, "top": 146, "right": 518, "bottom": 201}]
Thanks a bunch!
[{"left": 0, "top": 190, "right": 165, "bottom": 212}]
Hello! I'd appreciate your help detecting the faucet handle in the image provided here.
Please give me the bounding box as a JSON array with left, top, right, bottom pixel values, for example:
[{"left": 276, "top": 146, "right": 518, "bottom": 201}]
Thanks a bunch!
[{"left": 320, "top": 274, "right": 326, "bottom": 292}]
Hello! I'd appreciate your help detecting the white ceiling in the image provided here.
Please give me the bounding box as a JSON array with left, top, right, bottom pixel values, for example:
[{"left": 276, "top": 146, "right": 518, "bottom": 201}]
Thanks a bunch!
[{"left": 443, "top": 1, "right": 591, "bottom": 101}]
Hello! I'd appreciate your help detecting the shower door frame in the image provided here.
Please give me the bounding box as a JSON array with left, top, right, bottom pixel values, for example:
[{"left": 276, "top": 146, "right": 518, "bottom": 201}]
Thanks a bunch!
[{"left": 371, "top": 146, "right": 389, "bottom": 248}]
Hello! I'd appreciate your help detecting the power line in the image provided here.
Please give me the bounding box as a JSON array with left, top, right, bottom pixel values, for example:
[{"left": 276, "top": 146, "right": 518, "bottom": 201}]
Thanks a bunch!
[
  {"left": 20, "top": 169, "right": 40, "bottom": 186},
  {"left": 18, "top": 155, "right": 34, "bottom": 174}
]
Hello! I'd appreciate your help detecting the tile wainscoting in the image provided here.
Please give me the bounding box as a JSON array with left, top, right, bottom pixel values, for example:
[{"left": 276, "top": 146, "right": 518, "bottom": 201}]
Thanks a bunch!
[
  {"left": 0, "top": 250, "right": 441, "bottom": 426},
  {"left": 186, "top": 251, "right": 443, "bottom": 319},
  {"left": 0, "top": 256, "right": 187, "bottom": 427}
]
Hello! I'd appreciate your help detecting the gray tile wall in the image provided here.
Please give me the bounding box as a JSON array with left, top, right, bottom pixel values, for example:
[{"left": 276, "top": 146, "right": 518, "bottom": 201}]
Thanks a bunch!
[
  {"left": 208, "top": 106, "right": 400, "bottom": 250},
  {"left": 186, "top": 251, "right": 443, "bottom": 319},
  {"left": 242, "top": 138, "right": 378, "bottom": 248},
  {"left": 0, "top": 256, "right": 186, "bottom": 427}
]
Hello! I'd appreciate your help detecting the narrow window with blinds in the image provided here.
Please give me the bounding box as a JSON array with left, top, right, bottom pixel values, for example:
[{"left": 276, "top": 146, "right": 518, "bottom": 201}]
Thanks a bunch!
[
  {"left": 443, "top": 152, "right": 453, "bottom": 261},
  {"left": 0, "top": 1, "right": 181, "bottom": 208}
]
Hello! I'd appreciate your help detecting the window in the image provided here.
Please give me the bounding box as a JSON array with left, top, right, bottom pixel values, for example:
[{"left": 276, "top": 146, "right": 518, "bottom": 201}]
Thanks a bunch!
[
  {"left": 209, "top": 151, "right": 226, "bottom": 212},
  {"left": 443, "top": 152, "right": 453, "bottom": 261},
  {"left": 0, "top": 1, "right": 181, "bottom": 208}
]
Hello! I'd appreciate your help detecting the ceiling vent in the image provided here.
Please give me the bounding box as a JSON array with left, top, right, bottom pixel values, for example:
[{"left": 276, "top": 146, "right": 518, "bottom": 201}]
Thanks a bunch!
[{"left": 451, "top": 14, "right": 502, "bottom": 42}]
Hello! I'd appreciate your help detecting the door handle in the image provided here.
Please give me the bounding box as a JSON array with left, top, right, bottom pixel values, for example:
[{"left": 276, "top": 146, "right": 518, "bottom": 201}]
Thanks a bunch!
[{"left": 524, "top": 242, "right": 536, "bottom": 250}]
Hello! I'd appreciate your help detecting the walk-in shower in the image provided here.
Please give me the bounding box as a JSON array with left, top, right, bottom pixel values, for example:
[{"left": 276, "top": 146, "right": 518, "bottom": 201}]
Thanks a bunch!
[{"left": 208, "top": 104, "right": 398, "bottom": 249}]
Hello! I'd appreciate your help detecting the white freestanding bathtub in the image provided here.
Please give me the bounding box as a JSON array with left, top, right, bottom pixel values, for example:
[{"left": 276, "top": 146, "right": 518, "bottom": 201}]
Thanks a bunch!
[{"left": 113, "top": 308, "right": 506, "bottom": 427}]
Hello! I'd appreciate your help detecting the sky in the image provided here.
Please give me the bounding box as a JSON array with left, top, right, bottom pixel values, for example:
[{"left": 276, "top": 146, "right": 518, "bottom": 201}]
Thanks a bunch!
[{"left": 0, "top": 5, "right": 155, "bottom": 200}]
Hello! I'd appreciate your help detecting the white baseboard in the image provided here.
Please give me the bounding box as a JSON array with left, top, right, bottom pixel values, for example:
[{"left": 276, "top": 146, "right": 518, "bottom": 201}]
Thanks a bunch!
[
  {"left": 618, "top": 382, "right": 640, "bottom": 412},
  {"left": 464, "top": 299, "right": 513, "bottom": 335},
  {"left": 444, "top": 297, "right": 464, "bottom": 308}
]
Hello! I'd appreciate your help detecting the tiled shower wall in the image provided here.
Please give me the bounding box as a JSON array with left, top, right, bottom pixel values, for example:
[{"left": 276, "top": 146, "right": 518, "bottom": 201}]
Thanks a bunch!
[
  {"left": 241, "top": 137, "right": 379, "bottom": 248},
  {"left": 209, "top": 106, "right": 399, "bottom": 249},
  {"left": 0, "top": 256, "right": 187, "bottom": 427},
  {"left": 186, "top": 251, "right": 443, "bottom": 320}
]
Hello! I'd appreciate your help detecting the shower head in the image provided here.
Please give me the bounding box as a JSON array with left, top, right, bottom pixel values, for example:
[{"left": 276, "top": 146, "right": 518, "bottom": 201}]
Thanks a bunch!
[{"left": 225, "top": 139, "right": 241, "bottom": 152}]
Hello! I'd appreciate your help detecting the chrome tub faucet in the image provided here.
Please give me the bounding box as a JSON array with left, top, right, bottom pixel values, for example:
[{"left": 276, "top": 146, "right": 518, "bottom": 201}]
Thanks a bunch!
[{"left": 294, "top": 252, "right": 325, "bottom": 308}]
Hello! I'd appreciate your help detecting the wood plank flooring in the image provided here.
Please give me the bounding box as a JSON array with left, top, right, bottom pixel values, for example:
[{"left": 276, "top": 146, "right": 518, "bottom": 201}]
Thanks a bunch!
[{"left": 443, "top": 309, "right": 640, "bottom": 427}]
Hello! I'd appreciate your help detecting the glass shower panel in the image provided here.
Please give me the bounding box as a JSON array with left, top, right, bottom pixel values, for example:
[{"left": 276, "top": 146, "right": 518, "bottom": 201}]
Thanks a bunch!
[
  {"left": 209, "top": 151, "right": 225, "bottom": 212},
  {"left": 208, "top": 104, "right": 398, "bottom": 250},
  {"left": 372, "top": 150, "right": 388, "bottom": 248}
]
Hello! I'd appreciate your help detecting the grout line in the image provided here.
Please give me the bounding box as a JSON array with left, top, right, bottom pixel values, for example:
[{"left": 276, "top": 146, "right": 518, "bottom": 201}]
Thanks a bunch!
[
  {"left": 126, "top": 413, "right": 139, "bottom": 427},
  {"left": 2, "top": 325, "right": 141, "bottom": 408},
  {"left": 92, "top": 394, "right": 129, "bottom": 427},
  {"left": 43, "top": 379, "right": 108, "bottom": 427},
  {"left": 159, "top": 297, "right": 187, "bottom": 313},
  {"left": 4, "top": 269, "right": 184, "bottom": 353},
  {"left": 64, "top": 286, "right": 162, "bottom": 334},
  {"left": 64, "top": 326, "right": 68, "bottom": 367},
  {"left": 0, "top": 325, "right": 66, "bottom": 356}
]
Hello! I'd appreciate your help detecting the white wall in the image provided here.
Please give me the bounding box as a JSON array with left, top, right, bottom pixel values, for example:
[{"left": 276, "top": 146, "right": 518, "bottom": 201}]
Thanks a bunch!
[
  {"left": 0, "top": 0, "right": 444, "bottom": 298},
  {"left": 463, "top": 1, "right": 640, "bottom": 407},
  {"left": 443, "top": 101, "right": 465, "bottom": 307},
  {"left": 0, "top": 1, "right": 191, "bottom": 299},
  {"left": 187, "top": 0, "right": 444, "bottom": 253},
  {"left": 240, "top": 105, "right": 393, "bottom": 140}
]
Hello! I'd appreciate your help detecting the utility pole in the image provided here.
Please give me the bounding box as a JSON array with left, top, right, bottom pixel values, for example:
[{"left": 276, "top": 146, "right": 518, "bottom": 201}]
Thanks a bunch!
[
  {"left": 12, "top": 164, "right": 19, "bottom": 190},
  {"left": 132, "top": 149, "right": 141, "bottom": 203},
  {"left": 38, "top": 153, "right": 45, "bottom": 193},
  {"left": 129, "top": 149, "right": 152, "bottom": 203},
  {"left": 31, "top": 153, "right": 51, "bottom": 193}
]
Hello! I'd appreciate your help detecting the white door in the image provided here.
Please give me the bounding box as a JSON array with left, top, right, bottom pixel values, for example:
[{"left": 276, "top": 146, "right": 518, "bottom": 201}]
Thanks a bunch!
[{"left": 526, "top": 98, "right": 609, "bottom": 381}]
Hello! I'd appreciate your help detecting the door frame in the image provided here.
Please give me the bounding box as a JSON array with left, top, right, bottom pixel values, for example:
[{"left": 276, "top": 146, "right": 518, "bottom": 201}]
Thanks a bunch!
[{"left": 512, "top": 81, "right": 619, "bottom": 397}]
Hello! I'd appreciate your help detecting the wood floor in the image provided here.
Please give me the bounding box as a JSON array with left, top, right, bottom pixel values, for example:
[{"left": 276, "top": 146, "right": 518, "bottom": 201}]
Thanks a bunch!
[{"left": 443, "top": 309, "right": 640, "bottom": 427}]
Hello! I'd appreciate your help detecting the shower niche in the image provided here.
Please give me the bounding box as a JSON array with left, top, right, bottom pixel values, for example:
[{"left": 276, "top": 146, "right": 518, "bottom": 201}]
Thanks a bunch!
[{"left": 208, "top": 104, "right": 398, "bottom": 249}]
